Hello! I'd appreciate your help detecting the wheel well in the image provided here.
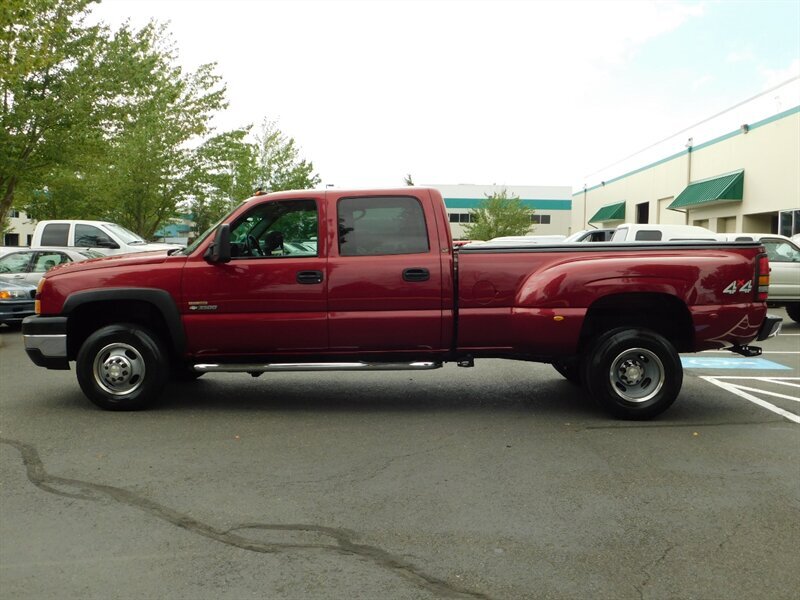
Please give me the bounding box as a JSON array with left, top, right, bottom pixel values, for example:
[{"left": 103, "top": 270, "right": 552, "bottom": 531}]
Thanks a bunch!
[
  {"left": 66, "top": 300, "right": 175, "bottom": 361},
  {"left": 579, "top": 293, "right": 693, "bottom": 353}
]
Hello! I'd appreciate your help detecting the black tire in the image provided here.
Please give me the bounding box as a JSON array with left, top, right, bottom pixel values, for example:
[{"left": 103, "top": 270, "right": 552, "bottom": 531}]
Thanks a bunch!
[
  {"left": 76, "top": 323, "right": 168, "bottom": 411},
  {"left": 552, "top": 357, "right": 582, "bottom": 385},
  {"left": 786, "top": 303, "right": 800, "bottom": 323},
  {"left": 582, "top": 328, "right": 682, "bottom": 420}
]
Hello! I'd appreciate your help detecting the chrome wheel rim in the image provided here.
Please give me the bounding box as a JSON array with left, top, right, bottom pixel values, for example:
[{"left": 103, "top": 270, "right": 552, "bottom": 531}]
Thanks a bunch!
[
  {"left": 608, "top": 347, "right": 664, "bottom": 403},
  {"left": 93, "top": 342, "right": 146, "bottom": 396}
]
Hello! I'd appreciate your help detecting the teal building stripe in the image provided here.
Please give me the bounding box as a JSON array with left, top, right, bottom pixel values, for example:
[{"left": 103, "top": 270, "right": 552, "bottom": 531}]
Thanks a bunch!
[
  {"left": 573, "top": 104, "right": 800, "bottom": 197},
  {"left": 444, "top": 198, "right": 572, "bottom": 210}
]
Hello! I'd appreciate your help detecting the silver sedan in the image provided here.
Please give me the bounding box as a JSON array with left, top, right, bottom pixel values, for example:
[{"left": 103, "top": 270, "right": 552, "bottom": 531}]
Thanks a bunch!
[{"left": 0, "top": 248, "right": 104, "bottom": 286}]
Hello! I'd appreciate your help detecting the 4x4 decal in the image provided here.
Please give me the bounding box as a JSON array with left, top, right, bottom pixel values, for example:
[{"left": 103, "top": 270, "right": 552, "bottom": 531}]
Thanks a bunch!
[{"left": 723, "top": 279, "right": 753, "bottom": 295}]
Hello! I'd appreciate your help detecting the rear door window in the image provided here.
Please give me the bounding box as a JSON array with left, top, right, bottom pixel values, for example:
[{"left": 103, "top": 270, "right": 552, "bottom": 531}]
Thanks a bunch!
[
  {"left": 40, "top": 223, "right": 69, "bottom": 246},
  {"left": 337, "top": 196, "right": 429, "bottom": 256},
  {"left": 33, "top": 252, "right": 71, "bottom": 273}
]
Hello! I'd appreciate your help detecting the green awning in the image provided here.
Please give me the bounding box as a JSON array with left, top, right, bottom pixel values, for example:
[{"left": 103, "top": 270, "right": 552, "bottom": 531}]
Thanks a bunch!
[
  {"left": 668, "top": 170, "right": 744, "bottom": 211},
  {"left": 589, "top": 201, "right": 626, "bottom": 224}
]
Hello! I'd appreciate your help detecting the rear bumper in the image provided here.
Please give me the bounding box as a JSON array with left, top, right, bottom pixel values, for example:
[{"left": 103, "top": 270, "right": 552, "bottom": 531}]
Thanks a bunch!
[
  {"left": 22, "top": 315, "right": 70, "bottom": 370},
  {"left": 756, "top": 314, "right": 782, "bottom": 341}
]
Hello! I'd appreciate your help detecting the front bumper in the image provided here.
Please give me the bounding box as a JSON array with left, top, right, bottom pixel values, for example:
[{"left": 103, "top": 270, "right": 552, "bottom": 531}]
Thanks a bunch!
[
  {"left": 756, "top": 314, "right": 782, "bottom": 341},
  {"left": 22, "top": 315, "right": 69, "bottom": 370}
]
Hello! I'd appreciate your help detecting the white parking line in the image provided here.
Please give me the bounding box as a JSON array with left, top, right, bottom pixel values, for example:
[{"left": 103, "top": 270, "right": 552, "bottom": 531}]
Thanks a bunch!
[{"left": 700, "top": 376, "right": 800, "bottom": 424}]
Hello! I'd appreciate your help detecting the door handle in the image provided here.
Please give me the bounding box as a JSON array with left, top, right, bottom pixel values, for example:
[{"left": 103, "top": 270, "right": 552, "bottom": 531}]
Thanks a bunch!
[
  {"left": 296, "top": 270, "right": 324, "bottom": 284},
  {"left": 402, "top": 267, "right": 430, "bottom": 282}
]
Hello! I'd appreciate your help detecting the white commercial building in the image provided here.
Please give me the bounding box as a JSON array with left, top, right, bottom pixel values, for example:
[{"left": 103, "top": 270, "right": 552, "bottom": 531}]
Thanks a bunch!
[
  {"left": 3, "top": 210, "right": 35, "bottom": 247},
  {"left": 573, "top": 82, "right": 800, "bottom": 237},
  {"left": 426, "top": 183, "right": 572, "bottom": 240}
]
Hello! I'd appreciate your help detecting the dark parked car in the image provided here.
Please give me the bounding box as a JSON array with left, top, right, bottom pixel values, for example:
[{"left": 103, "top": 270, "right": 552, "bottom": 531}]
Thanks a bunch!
[{"left": 0, "top": 277, "right": 37, "bottom": 327}]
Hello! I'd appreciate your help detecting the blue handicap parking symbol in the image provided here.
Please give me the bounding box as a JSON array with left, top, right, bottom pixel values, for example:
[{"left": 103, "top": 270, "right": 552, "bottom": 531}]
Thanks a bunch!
[{"left": 681, "top": 356, "right": 791, "bottom": 370}]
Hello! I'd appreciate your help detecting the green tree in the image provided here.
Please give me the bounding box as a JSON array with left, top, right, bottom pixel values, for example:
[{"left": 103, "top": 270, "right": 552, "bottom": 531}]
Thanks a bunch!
[
  {"left": 93, "top": 23, "right": 228, "bottom": 237},
  {"left": 3, "top": 2, "right": 321, "bottom": 240},
  {"left": 254, "top": 119, "right": 320, "bottom": 193},
  {"left": 185, "top": 120, "right": 321, "bottom": 238},
  {"left": 187, "top": 127, "right": 257, "bottom": 235},
  {"left": 1, "top": 0, "right": 111, "bottom": 220},
  {"left": 462, "top": 189, "right": 533, "bottom": 240}
]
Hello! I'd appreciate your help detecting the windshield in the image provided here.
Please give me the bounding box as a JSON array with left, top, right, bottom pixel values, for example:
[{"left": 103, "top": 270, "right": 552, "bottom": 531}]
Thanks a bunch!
[
  {"left": 103, "top": 223, "right": 146, "bottom": 244},
  {"left": 182, "top": 202, "right": 246, "bottom": 255}
]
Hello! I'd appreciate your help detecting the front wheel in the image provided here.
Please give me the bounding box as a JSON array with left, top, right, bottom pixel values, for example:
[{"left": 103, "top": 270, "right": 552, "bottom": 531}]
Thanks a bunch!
[
  {"left": 582, "top": 328, "right": 682, "bottom": 420},
  {"left": 76, "top": 323, "right": 168, "bottom": 411}
]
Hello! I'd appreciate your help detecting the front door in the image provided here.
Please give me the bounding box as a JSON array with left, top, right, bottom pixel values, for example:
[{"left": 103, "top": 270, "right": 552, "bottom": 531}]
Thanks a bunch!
[{"left": 181, "top": 197, "right": 328, "bottom": 357}]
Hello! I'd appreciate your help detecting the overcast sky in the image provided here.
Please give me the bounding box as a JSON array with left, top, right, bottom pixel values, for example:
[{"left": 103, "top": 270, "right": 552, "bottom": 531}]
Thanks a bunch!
[{"left": 89, "top": 0, "right": 800, "bottom": 192}]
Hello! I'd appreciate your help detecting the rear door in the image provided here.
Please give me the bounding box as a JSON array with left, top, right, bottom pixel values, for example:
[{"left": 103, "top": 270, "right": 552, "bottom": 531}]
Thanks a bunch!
[
  {"left": 181, "top": 196, "right": 328, "bottom": 356},
  {"left": 326, "top": 191, "right": 445, "bottom": 353}
]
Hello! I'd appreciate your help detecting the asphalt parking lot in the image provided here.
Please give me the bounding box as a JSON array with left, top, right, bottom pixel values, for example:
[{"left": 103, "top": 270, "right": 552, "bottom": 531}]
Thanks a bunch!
[{"left": 1, "top": 310, "right": 798, "bottom": 600}]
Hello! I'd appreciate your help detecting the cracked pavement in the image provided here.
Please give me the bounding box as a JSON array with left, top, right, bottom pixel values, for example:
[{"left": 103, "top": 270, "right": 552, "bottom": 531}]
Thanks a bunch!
[{"left": 1, "top": 316, "right": 799, "bottom": 599}]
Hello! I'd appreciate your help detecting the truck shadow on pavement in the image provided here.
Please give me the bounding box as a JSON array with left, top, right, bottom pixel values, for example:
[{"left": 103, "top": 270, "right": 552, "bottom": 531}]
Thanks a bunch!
[{"left": 155, "top": 376, "right": 603, "bottom": 417}]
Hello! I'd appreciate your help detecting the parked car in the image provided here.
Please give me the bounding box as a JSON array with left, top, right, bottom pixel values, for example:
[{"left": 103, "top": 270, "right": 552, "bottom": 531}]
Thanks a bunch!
[
  {"left": 562, "top": 228, "right": 615, "bottom": 243},
  {"left": 0, "top": 248, "right": 104, "bottom": 286},
  {"left": 717, "top": 233, "right": 800, "bottom": 322},
  {"left": 0, "top": 277, "right": 36, "bottom": 326},
  {"left": 31, "top": 220, "right": 181, "bottom": 256}
]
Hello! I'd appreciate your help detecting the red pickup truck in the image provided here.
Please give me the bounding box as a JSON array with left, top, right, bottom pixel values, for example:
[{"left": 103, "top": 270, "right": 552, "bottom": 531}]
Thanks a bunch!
[{"left": 22, "top": 188, "right": 781, "bottom": 419}]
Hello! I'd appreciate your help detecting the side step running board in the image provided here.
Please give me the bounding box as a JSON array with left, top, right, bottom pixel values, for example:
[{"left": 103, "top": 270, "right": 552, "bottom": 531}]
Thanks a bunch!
[{"left": 193, "top": 361, "right": 443, "bottom": 373}]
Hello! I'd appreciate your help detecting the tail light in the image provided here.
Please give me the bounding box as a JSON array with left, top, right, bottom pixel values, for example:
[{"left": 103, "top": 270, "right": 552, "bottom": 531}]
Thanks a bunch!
[{"left": 755, "top": 253, "right": 770, "bottom": 301}]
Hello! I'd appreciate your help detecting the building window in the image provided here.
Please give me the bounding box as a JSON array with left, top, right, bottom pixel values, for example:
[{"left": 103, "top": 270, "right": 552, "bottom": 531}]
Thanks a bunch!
[
  {"left": 779, "top": 209, "right": 800, "bottom": 237},
  {"left": 9, "top": 210, "right": 20, "bottom": 219},
  {"left": 636, "top": 202, "right": 649, "bottom": 224},
  {"left": 3, "top": 233, "right": 20, "bottom": 246},
  {"left": 530, "top": 214, "right": 551, "bottom": 225}
]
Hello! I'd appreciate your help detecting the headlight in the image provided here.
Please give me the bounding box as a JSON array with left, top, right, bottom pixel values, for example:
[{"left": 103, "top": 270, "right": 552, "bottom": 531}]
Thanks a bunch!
[{"left": 0, "top": 288, "right": 29, "bottom": 300}]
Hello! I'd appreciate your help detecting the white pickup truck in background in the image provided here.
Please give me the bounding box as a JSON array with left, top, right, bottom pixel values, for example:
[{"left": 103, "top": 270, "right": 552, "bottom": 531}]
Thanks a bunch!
[
  {"left": 609, "top": 223, "right": 721, "bottom": 242},
  {"left": 30, "top": 220, "right": 181, "bottom": 256}
]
